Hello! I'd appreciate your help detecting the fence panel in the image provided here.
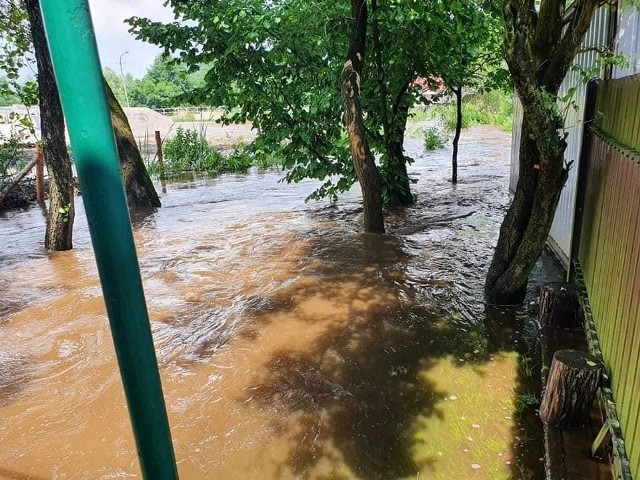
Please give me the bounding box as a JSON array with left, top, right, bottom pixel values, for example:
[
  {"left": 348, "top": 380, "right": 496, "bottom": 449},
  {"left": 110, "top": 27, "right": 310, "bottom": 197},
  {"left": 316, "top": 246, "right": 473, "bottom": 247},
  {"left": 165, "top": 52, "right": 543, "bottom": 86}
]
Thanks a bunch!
[{"left": 580, "top": 76, "right": 640, "bottom": 478}]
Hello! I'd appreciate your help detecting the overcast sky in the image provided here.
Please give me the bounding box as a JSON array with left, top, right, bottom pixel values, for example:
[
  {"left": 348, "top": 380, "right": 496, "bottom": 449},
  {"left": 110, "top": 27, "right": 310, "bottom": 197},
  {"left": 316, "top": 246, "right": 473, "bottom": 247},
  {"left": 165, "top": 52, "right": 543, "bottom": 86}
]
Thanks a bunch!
[{"left": 87, "top": 0, "right": 176, "bottom": 78}]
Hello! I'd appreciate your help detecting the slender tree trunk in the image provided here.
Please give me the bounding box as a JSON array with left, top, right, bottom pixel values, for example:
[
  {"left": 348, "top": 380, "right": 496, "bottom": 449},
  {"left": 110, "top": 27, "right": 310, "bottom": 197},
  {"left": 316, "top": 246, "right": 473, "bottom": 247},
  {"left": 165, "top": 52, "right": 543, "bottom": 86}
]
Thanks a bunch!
[
  {"left": 370, "top": 0, "right": 413, "bottom": 208},
  {"left": 341, "top": 0, "right": 384, "bottom": 233},
  {"left": 105, "top": 81, "right": 161, "bottom": 208},
  {"left": 451, "top": 86, "right": 462, "bottom": 184},
  {"left": 26, "top": 0, "right": 74, "bottom": 251},
  {"left": 384, "top": 101, "right": 413, "bottom": 206},
  {"left": 484, "top": 0, "right": 600, "bottom": 304}
]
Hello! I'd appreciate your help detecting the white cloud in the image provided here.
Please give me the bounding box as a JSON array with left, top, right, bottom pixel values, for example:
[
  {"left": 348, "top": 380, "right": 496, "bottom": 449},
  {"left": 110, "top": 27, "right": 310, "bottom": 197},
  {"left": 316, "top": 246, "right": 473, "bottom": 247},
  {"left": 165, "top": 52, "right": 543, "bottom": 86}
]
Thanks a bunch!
[{"left": 88, "top": 0, "right": 176, "bottom": 78}]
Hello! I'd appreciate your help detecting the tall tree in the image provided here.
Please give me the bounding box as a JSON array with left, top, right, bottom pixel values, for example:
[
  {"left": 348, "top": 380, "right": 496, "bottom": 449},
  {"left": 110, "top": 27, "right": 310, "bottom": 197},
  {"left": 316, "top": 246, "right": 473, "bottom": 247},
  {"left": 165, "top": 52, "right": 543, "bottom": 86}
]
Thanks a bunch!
[
  {"left": 105, "top": 81, "right": 161, "bottom": 208},
  {"left": 485, "top": 0, "right": 603, "bottom": 304},
  {"left": 342, "top": 0, "right": 385, "bottom": 233},
  {"left": 25, "top": 0, "right": 74, "bottom": 250}
]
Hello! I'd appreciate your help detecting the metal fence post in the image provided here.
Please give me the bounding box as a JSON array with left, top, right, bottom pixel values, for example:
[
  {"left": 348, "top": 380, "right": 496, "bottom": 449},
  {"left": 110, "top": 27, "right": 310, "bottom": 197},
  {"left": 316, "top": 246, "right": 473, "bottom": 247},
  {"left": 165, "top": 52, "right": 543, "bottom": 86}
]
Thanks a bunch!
[{"left": 38, "top": 2, "right": 179, "bottom": 478}]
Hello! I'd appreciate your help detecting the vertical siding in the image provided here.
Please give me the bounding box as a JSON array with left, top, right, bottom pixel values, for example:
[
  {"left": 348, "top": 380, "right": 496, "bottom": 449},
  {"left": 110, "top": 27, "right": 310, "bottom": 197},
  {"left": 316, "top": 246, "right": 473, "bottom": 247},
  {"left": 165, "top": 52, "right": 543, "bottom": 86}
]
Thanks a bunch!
[
  {"left": 614, "top": 4, "right": 640, "bottom": 78},
  {"left": 549, "top": 6, "right": 610, "bottom": 265},
  {"left": 579, "top": 75, "right": 640, "bottom": 480},
  {"left": 579, "top": 137, "right": 640, "bottom": 480}
]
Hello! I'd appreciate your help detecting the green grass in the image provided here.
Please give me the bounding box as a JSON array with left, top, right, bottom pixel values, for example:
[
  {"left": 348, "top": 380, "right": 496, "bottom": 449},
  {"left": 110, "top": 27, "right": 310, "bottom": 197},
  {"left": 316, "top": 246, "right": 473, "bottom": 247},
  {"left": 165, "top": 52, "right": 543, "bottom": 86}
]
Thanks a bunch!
[
  {"left": 171, "top": 112, "right": 198, "bottom": 122},
  {"left": 410, "top": 90, "right": 514, "bottom": 132}
]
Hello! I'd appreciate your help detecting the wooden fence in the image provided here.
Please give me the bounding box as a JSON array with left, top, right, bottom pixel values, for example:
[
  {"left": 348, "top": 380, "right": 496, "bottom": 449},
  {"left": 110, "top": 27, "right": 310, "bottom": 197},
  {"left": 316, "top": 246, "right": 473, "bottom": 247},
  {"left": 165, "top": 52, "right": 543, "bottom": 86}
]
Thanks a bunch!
[{"left": 578, "top": 75, "right": 640, "bottom": 479}]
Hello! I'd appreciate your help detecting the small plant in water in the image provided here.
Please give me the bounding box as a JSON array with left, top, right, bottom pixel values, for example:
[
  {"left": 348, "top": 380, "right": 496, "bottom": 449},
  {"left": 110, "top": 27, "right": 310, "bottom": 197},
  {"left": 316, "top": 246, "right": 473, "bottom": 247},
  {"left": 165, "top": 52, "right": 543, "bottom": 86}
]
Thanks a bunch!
[
  {"left": 423, "top": 126, "right": 447, "bottom": 150},
  {"left": 515, "top": 393, "right": 539, "bottom": 414}
]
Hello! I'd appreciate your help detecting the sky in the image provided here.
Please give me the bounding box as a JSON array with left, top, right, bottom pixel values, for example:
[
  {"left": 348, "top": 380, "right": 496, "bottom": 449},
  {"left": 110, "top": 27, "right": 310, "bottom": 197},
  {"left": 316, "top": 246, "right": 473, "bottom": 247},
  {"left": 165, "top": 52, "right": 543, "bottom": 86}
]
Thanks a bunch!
[{"left": 87, "top": 0, "right": 176, "bottom": 78}]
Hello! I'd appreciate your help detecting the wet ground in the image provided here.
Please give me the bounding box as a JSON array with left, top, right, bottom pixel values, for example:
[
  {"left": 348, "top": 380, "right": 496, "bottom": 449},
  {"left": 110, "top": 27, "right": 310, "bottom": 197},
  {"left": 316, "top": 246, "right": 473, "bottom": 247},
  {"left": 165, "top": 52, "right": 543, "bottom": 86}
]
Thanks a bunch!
[{"left": 0, "top": 126, "right": 560, "bottom": 479}]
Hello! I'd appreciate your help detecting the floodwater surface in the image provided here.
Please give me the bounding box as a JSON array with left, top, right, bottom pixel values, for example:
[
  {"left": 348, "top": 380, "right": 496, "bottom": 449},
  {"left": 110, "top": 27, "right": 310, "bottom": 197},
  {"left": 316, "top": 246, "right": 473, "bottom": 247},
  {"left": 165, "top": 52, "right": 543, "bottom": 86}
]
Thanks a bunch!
[{"left": 0, "top": 126, "right": 550, "bottom": 479}]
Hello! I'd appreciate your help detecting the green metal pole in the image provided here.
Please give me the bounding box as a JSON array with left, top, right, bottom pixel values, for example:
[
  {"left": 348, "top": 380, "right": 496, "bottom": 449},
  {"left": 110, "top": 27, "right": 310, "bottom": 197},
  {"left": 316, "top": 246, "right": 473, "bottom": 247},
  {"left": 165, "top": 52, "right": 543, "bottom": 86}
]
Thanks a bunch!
[{"left": 38, "top": 2, "right": 179, "bottom": 479}]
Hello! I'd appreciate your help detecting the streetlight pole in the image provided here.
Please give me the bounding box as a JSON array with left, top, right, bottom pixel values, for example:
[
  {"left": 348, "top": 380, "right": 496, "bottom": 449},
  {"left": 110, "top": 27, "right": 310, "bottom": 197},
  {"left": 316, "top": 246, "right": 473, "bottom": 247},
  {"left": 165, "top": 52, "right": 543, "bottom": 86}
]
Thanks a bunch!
[{"left": 119, "top": 50, "right": 130, "bottom": 107}]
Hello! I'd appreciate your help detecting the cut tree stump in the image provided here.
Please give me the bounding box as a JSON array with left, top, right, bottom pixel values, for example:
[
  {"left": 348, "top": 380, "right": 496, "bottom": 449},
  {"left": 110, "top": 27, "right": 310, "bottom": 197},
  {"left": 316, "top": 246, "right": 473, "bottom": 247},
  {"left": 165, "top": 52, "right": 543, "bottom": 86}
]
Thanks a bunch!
[
  {"left": 539, "top": 349, "right": 602, "bottom": 429},
  {"left": 539, "top": 282, "right": 582, "bottom": 329}
]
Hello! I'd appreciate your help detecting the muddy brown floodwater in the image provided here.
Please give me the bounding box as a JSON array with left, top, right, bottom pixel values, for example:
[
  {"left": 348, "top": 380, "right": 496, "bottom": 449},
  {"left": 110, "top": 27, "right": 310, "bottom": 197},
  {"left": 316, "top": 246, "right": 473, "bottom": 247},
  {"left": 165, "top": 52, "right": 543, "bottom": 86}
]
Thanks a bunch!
[{"left": 0, "top": 125, "right": 559, "bottom": 480}]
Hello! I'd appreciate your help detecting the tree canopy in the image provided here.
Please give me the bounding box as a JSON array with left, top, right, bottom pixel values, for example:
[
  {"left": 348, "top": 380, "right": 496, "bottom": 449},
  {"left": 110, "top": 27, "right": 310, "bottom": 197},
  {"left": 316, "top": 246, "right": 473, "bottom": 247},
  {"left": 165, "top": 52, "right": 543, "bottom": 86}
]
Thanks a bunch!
[{"left": 128, "top": 0, "right": 504, "bottom": 207}]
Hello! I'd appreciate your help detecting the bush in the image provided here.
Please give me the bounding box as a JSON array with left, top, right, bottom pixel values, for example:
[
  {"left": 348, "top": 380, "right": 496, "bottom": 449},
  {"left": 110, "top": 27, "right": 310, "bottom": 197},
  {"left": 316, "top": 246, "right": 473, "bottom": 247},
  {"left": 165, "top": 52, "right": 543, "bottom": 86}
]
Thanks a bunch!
[
  {"left": 156, "top": 129, "right": 281, "bottom": 178},
  {"left": 424, "top": 126, "right": 447, "bottom": 150},
  {"left": 162, "top": 127, "right": 223, "bottom": 175},
  {"left": 0, "top": 133, "right": 27, "bottom": 184}
]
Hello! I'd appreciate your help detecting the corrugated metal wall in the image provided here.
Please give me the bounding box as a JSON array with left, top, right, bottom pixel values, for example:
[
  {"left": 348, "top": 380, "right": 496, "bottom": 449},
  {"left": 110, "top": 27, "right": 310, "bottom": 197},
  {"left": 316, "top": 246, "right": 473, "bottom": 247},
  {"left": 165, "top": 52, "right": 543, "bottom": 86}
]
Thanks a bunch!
[
  {"left": 509, "top": 7, "right": 611, "bottom": 266},
  {"left": 549, "top": 6, "right": 611, "bottom": 265},
  {"left": 614, "top": 4, "right": 640, "bottom": 78}
]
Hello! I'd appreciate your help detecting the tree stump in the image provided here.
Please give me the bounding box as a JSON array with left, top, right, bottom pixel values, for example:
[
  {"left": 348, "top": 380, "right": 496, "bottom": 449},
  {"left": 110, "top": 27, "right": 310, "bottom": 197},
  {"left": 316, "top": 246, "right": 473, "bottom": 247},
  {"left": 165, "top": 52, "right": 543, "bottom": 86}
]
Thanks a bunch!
[
  {"left": 539, "top": 349, "right": 602, "bottom": 429},
  {"left": 539, "top": 282, "right": 582, "bottom": 329}
]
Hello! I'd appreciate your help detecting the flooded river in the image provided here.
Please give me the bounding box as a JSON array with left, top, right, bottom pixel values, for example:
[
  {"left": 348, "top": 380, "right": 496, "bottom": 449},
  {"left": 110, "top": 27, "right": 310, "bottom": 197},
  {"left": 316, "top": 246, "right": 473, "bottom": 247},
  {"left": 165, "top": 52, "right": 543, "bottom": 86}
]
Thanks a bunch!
[{"left": 0, "top": 126, "right": 554, "bottom": 479}]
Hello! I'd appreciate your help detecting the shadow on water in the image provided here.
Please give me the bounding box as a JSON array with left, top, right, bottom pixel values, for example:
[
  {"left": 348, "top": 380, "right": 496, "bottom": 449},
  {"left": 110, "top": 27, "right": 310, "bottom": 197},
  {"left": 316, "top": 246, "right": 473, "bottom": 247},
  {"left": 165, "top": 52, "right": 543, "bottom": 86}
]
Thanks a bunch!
[
  {"left": 230, "top": 230, "right": 547, "bottom": 480},
  {"left": 0, "top": 354, "right": 34, "bottom": 408}
]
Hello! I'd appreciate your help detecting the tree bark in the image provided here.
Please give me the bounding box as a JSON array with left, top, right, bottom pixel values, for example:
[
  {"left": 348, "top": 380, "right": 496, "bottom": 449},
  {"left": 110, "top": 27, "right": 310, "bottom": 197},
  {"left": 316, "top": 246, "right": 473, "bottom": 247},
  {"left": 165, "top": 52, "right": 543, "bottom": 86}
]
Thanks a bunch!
[
  {"left": 539, "top": 349, "right": 602, "bottom": 428},
  {"left": 451, "top": 86, "right": 462, "bottom": 184},
  {"left": 26, "top": 0, "right": 74, "bottom": 251},
  {"left": 384, "top": 99, "right": 413, "bottom": 207},
  {"left": 370, "top": 0, "right": 412, "bottom": 208},
  {"left": 105, "top": 81, "right": 161, "bottom": 208},
  {"left": 341, "top": 0, "right": 384, "bottom": 233},
  {"left": 484, "top": 0, "right": 601, "bottom": 304},
  {"left": 539, "top": 282, "right": 582, "bottom": 329}
]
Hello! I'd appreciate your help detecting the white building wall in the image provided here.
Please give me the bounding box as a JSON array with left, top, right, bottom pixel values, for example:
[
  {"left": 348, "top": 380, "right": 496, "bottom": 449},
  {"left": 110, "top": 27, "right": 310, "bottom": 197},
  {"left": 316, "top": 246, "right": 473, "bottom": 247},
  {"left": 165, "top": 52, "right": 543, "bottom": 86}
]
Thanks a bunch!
[{"left": 613, "top": 3, "right": 640, "bottom": 78}]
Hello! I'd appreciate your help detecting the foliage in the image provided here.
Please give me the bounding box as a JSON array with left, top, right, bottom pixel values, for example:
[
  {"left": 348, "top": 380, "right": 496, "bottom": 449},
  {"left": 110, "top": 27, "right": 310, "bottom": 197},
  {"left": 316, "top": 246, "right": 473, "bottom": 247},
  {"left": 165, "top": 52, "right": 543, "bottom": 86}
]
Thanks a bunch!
[
  {"left": 423, "top": 126, "right": 447, "bottom": 150},
  {"left": 128, "top": 0, "right": 504, "bottom": 204},
  {"left": 0, "top": 132, "right": 27, "bottom": 184},
  {"left": 0, "top": 0, "right": 39, "bottom": 107},
  {"left": 129, "top": 1, "right": 352, "bottom": 200},
  {"left": 415, "top": 90, "right": 514, "bottom": 132},
  {"left": 157, "top": 128, "right": 277, "bottom": 178},
  {"left": 129, "top": 55, "right": 205, "bottom": 109},
  {"left": 103, "top": 67, "right": 136, "bottom": 107}
]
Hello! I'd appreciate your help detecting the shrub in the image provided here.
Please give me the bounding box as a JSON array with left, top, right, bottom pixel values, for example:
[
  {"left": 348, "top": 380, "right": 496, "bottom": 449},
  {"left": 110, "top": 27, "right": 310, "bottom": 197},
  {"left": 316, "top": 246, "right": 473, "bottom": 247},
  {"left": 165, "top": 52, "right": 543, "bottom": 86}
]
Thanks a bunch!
[
  {"left": 156, "top": 130, "right": 281, "bottom": 178},
  {"left": 423, "top": 126, "right": 447, "bottom": 150},
  {"left": 0, "top": 133, "right": 27, "bottom": 184}
]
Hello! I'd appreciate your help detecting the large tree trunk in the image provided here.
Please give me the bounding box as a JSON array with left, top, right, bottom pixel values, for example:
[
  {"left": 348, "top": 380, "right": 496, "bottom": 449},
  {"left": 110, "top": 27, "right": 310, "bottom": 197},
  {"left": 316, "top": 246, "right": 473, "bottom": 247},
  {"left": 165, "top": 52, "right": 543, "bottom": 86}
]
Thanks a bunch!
[
  {"left": 451, "top": 86, "right": 462, "bottom": 184},
  {"left": 384, "top": 101, "right": 413, "bottom": 207},
  {"left": 26, "top": 0, "right": 74, "bottom": 251},
  {"left": 105, "top": 81, "right": 161, "bottom": 208},
  {"left": 341, "top": 0, "right": 384, "bottom": 233},
  {"left": 485, "top": 0, "right": 600, "bottom": 304}
]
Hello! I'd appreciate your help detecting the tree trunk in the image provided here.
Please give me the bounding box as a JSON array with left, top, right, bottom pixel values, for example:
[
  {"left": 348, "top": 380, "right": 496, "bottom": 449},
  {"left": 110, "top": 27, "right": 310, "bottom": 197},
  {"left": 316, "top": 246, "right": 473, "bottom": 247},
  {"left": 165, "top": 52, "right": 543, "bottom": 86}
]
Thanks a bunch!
[
  {"left": 451, "top": 86, "right": 462, "bottom": 184},
  {"left": 384, "top": 101, "right": 413, "bottom": 207},
  {"left": 539, "top": 349, "right": 602, "bottom": 429},
  {"left": 26, "top": 0, "right": 74, "bottom": 251},
  {"left": 105, "top": 82, "right": 161, "bottom": 208},
  {"left": 370, "top": 0, "right": 412, "bottom": 208},
  {"left": 539, "top": 282, "right": 582, "bottom": 330},
  {"left": 341, "top": 0, "right": 384, "bottom": 233},
  {"left": 485, "top": 112, "right": 567, "bottom": 304},
  {"left": 484, "top": 0, "right": 599, "bottom": 304}
]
